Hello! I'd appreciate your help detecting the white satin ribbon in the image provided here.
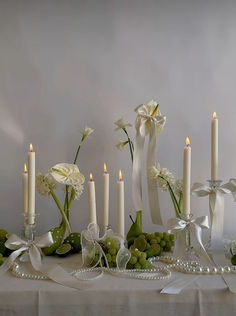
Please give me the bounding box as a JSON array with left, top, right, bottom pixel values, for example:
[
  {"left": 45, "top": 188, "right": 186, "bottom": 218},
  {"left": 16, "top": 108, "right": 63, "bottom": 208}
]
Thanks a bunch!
[
  {"left": 168, "top": 216, "right": 212, "bottom": 263},
  {"left": 192, "top": 180, "right": 236, "bottom": 253},
  {"left": 3, "top": 232, "right": 54, "bottom": 271},
  {"left": 132, "top": 101, "right": 166, "bottom": 225},
  {"left": 1, "top": 233, "right": 91, "bottom": 290},
  {"left": 81, "top": 223, "right": 130, "bottom": 270}
]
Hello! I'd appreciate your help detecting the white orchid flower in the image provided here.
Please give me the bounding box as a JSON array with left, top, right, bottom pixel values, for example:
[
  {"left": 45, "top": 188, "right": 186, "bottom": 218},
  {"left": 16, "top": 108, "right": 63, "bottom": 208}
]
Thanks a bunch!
[
  {"left": 135, "top": 100, "right": 166, "bottom": 136},
  {"left": 116, "top": 140, "right": 129, "bottom": 151},
  {"left": 114, "top": 118, "right": 132, "bottom": 131},
  {"left": 36, "top": 173, "right": 58, "bottom": 196},
  {"left": 81, "top": 126, "right": 94, "bottom": 138},
  {"left": 50, "top": 163, "right": 85, "bottom": 186}
]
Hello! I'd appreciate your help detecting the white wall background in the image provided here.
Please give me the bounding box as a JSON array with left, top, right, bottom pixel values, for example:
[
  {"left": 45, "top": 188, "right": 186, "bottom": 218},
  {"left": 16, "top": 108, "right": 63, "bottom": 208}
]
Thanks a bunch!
[{"left": 0, "top": 0, "right": 236, "bottom": 237}]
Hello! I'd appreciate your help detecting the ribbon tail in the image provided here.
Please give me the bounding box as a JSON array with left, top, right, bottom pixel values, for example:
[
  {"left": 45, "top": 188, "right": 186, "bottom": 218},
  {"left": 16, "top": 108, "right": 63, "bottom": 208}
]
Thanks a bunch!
[
  {"left": 132, "top": 129, "right": 145, "bottom": 211},
  {"left": 0, "top": 247, "right": 28, "bottom": 275},
  {"left": 191, "top": 224, "right": 212, "bottom": 264},
  {"left": 146, "top": 124, "right": 162, "bottom": 225},
  {"left": 40, "top": 264, "right": 91, "bottom": 290},
  {"left": 210, "top": 191, "right": 225, "bottom": 254},
  {"left": 173, "top": 230, "right": 187, "bottom": 259},
  {"left": 29, "top": 245, "right": 42, "bottom": 271}
]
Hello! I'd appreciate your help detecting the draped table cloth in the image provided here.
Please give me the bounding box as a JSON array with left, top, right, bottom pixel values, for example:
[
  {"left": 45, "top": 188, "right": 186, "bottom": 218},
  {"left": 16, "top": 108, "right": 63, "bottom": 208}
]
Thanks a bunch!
[{"left": 0, "top": 254, "right": 236, "bottom": 316}]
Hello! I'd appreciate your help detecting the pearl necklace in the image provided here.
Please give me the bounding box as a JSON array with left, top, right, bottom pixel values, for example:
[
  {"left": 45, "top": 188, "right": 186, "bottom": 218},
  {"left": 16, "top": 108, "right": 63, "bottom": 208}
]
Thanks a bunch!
[
  {"left": 150, "top": 255, "right": 236, "bottom": 275},
  {"left": 10, "top": 261, "right": 171, "bottom": 281}
]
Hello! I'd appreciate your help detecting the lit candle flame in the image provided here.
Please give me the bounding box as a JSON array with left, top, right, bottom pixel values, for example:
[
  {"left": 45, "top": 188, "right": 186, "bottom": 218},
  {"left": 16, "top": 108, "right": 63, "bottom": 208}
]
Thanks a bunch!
[
  {"left": 104, "top": 163, "right": 107, "bottom": 173},
  {"left": 213, "top": 112, "right": 217, "bottom": 119},
  {"left": 186, "top": 137, "right": 190, "bottom": 146},
  {"left": 90, "top": 173, "right": 93, "bottom": 181},
  {"left": 119, "top": 170, "right": 123, "bottom": 181},
  {"left": 24, "top": 164, "right": 27, "bottom": 173},
  {"left": 29, "top": 143, "right": 34, "bottom": 152}
]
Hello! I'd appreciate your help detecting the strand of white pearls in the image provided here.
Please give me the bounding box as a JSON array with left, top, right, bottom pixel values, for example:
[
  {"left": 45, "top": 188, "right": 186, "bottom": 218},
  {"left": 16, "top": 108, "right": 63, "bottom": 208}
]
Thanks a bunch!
[
  {"left": 151, "top": 255, "right": 236, "bottom": 275},
  {"left": 11, "top": 261, "right": 171, "bottom": 281}
]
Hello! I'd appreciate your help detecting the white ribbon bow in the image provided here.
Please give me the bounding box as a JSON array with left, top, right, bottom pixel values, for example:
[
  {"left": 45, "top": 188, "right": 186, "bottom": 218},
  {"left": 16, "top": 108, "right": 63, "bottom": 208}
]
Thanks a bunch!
[
  {"left": 132, "top": 100, "right": 166, "bottom": 225},
  {"left": 168, "top": 216, "right": 212, "bottom": 263},
  {"left": 81, "top": 223, "right": 130, "bottom": 269},
  {"left": 192, "top": 179, "right": 236, "bottom": 252},
  {"left": 3, "top": 232, "right": 54, "bottom": 271}
]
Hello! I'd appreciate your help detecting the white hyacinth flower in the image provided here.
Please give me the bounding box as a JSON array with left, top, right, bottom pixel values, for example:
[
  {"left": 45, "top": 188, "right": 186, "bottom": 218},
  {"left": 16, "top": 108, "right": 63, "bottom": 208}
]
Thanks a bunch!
[
  {"left": 149, "top": 163, "right": 175, "bottom": 191},
  {"left": 68, "top": 183, "right": 84, "bottom": 200},
  {"left": 50, "top": 163, "right": 85, "bottom": 186},
  {"left": 174, "top": 179, "right": 183, "bottom": 196},
  {"left": 36, "top": 172, "right": 57, "bottom": 196},
  {"left": 114, "top": 118, "right": 132, "bottom": 131}
]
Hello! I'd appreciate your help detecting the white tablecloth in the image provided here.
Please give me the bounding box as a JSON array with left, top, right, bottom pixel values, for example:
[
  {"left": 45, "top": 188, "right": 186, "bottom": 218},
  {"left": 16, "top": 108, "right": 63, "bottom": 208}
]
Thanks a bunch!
[{"left": 0, "top": 254, "right": 235, "bottom": 316}]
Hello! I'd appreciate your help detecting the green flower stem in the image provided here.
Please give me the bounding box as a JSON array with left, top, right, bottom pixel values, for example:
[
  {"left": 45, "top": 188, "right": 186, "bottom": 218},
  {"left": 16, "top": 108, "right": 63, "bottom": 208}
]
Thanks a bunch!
[
  {"left": 63, "top": 134, "right": 86, "bottom": 219},
  {"left": 73, "top": 136, "right": 85, "bottom": 165},
  {"left": 158, "top": 175, "right": 181, "bottom": 219},
  {"left": 49, "top": 187, "right": 72, "bottom": 233},
  {"left": 123, "top": 128, "right": 134, "bottom": 163},
  {"left": 178, "top": 193, "right": 183, "bottom": 213}
]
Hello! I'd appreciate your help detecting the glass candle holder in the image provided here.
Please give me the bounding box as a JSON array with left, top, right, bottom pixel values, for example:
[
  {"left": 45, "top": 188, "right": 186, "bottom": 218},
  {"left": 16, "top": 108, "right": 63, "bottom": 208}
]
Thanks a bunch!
[{"left": 20, "top": 213, "right": 39, "bottom": 262}]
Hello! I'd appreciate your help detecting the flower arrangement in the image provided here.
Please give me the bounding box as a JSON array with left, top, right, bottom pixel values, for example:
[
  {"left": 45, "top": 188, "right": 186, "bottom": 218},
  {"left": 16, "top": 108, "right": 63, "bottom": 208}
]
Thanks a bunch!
[
  {"left": 115, "top": 101, "right": 183, "bottom": 219},
  {"left": 36, "top": 126, "right": 94, "bottom": 255}
]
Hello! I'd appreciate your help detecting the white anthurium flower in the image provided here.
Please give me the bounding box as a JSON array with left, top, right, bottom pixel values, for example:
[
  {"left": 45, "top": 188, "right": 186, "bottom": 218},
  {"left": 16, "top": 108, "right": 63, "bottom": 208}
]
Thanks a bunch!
[
  {"left": 50, "top": 163, "right": 85, "bottom": 186},
  {"left": 114, "top": 118, "right": 132, "bottom": 131},
  {"left": 116, "top": 140, "right": 129, "bottom": 151},
  {"left": 81, "top": 126, "right": 94, "bottom": 138},
  {"left": 36, "top": 172, "right": 58, "bottom": 196},
  {"left": 174, "top": 179, "right": 183, "bottom": 196},
  {"left": 135, "top": 100, "right": 166, "bottom": 136}
]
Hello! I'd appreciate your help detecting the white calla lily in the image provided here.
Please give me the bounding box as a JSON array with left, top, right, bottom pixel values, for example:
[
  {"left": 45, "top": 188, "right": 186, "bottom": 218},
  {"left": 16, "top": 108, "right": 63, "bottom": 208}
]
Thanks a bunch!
[{"left": 135, "top": 100, "right": 166, "bottom": 136}]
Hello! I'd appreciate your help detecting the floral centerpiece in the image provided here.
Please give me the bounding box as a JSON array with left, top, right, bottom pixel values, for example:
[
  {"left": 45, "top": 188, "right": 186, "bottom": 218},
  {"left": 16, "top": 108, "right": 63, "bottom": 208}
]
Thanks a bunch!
[{"left": 36, "top": 126, "right": 94, "bottom": 255}]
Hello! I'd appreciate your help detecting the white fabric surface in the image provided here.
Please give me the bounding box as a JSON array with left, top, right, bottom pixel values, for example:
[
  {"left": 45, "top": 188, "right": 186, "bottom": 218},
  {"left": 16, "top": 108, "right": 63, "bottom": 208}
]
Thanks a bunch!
[{"left": 0, "top": 254, "right": 236, "bottom": 316}]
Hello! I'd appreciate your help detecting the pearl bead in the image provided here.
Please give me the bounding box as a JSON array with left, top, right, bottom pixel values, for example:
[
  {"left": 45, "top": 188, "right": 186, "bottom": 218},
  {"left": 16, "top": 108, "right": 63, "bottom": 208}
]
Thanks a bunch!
[
  {"left": 224, "top": 266, "right": 231, "bottom": 273},
  {"left": 210, "top": 267, "right": 218, "bottom": 274},
  {"left": 197, "top": 267, "right": 203, "bottom": 273},
  {"left": 203, "top": 267, "right": 210, "bottom": 274},
  {"left": 218, "top": 267, "right": 224, "bottom": 274}
]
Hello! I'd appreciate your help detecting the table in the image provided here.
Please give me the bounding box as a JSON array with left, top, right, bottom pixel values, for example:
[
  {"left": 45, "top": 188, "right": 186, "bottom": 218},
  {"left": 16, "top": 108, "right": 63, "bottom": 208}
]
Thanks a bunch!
[{"left": 0, "top": 254, "right": 236, "bottom": 316}]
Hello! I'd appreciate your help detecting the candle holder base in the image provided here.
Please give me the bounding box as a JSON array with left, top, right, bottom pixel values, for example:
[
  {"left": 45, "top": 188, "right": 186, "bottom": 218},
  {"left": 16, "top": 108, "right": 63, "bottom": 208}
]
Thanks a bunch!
[
  {"left": 20, "top": 213, "right": 39, "bottom": 263},
  {"left": 182, "top": 213, "right": 199, "bottom": 262}
]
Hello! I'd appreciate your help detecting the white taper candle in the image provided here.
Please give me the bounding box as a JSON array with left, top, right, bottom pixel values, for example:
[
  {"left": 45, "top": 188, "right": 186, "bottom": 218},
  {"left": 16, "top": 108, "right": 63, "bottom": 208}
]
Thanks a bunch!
[
  {"left": 88, "top": 173, "right": 97, "bottom": 224},
  {"left": 28, "top": 144, "right": 35, "bottom": 224},
  {"left": 102, "top": 163, "right": 109, "bottom": 234},
  {"left": 183, "top": 137, "right": 191, "bottom": 218},
  {"left": 22, "top": 164, "right": 28, "bottom": 215},
  {"left": 117, "top": 170, "right": 125, "bottom": 238},
  {"left": 211, "top": 112, "right": 218, "bottom": 180}
]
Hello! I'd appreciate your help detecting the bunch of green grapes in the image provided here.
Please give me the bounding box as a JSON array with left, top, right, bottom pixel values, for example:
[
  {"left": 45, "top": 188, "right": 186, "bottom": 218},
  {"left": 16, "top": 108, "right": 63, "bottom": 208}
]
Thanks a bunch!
[
  {"left": 145, "top": 232, "right": 175, "bottom": 253},
  {"left": 91, "top": 237, "right": 120, "bottom": 268},
  {"left": 126, "top": 248, "right": 152, "bottom": 270},
  {"left": 128, "top": 232, "right": 175, "bottom": 260}
]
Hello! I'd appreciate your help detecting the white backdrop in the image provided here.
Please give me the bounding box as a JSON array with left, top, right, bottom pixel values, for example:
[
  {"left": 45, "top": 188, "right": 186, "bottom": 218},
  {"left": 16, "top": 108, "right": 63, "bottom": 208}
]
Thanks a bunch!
[{"left": 0, "top": 0, "right": 235, "bottom": 237}]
